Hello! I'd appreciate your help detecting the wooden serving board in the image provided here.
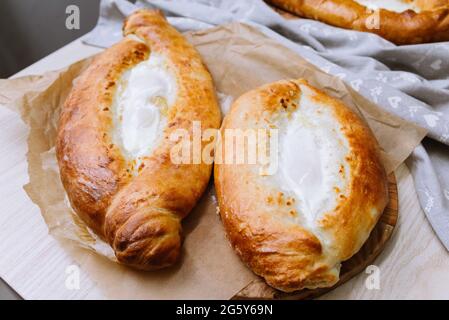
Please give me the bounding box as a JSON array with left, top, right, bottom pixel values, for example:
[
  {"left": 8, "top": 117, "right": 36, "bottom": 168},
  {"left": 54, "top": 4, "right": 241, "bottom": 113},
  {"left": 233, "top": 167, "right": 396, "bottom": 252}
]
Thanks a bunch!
[{"left": 233, "top": 172, "right": 398, "bottom": 300}]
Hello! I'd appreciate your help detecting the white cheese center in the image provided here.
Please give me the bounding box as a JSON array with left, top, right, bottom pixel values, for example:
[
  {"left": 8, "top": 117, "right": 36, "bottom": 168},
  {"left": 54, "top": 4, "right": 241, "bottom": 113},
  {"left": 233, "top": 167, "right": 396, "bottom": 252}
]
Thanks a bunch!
[
  {"left": 354, "top": 0, "right": 420, "bottom": 13},
  {"left": 112, "top": 53, "right": 176, "bottom": 160},
  {"left": 274, "top": 85, "right": 350, "bottom": 229}
]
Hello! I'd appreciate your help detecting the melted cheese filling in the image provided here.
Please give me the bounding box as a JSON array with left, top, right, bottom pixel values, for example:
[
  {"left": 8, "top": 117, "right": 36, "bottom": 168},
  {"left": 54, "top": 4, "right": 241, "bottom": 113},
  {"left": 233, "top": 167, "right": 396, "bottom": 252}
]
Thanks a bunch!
[
  {"left": 112, "top": 53, "right": 176, "bottom": 161},
  {"left": 274, "top": 85, "right": 350, "bottom": 230},
  {"left": 354, "top": 0, "right": 420, "bottom": 12}
]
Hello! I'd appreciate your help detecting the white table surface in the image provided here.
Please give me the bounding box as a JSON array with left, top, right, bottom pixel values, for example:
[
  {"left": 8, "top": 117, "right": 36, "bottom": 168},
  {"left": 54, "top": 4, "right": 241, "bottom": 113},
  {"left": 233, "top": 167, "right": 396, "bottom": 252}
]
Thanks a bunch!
[{"left": 1, "top": 36, "right": 448, "bottom": 300}]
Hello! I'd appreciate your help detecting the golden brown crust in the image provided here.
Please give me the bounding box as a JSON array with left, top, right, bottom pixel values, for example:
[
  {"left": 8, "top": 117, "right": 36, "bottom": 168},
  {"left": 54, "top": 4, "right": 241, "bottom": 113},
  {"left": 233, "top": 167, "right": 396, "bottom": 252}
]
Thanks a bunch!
[
  {"left": 56, "top": 38, "right": 147, "bottom": 236},
  {"left": 214, "top": 79, "right": 388, "bottom": 292},
  {"left": 267, "top": 0, "right": 449, "bottom": 44},
  {"left": 56, "top": 10, "right": 221, "bottom": 270}
]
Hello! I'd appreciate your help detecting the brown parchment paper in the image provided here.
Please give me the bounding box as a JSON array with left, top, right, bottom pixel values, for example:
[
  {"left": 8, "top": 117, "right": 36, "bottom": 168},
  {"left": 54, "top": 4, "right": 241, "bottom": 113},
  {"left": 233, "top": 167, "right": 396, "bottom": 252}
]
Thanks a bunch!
[{"left": 0, "top": 22, "right": 426, "bottom": 300}]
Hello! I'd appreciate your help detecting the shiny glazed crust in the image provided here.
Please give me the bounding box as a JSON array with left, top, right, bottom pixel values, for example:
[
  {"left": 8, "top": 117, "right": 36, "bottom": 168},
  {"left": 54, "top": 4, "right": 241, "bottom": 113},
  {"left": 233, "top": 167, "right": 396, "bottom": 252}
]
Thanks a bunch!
[
  {"left": 267, "top": 0, "right": 449, "bottom": 44},
  {"left": 214, "top": 79, "right": 388, "bottom": 292},
  {"left": 56, "top": 10, "right": 221, "bottom": 270}
]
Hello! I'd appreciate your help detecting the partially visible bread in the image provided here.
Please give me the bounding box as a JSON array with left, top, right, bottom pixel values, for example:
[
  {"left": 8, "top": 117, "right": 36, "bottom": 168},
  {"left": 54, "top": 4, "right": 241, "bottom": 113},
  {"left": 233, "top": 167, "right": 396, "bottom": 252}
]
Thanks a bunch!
[
  {"left": 268, "top": 0, "right": 449, "bottom": 44},
  {"left": 214, "top": 79, "right": 388, "bottom": 292}
]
